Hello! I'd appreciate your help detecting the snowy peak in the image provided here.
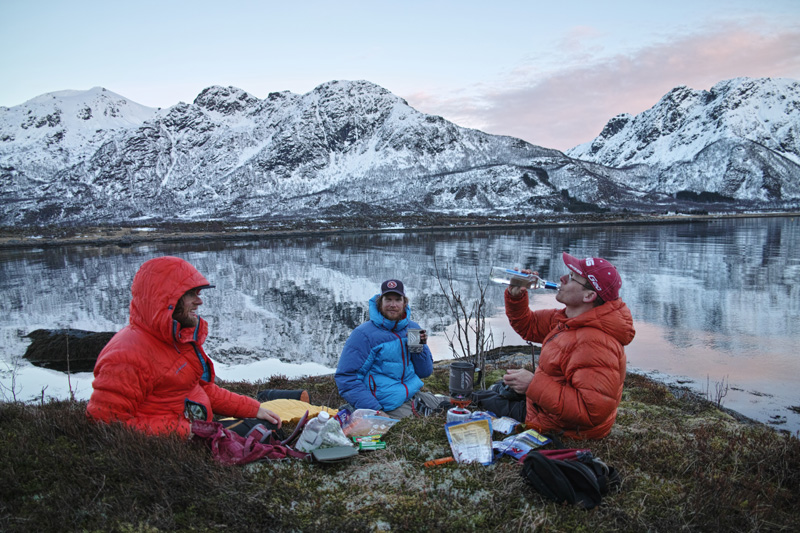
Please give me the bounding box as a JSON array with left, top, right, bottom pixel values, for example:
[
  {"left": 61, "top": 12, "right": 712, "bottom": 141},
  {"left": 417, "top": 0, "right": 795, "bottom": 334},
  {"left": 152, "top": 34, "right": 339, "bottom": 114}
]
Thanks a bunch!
[
  {"left": 596, "top": 113, "right": 633, "bottom": 141},
  {"left": 10, "top": 86, "right": 157, "bottom": 131},
  {"left": 193, "top": 86, "right": 260, "bottom": 115},
  {"left": 568, "top": 77, "right": 800, "bottom": 168},
  {"left": 705, "top": 78, "right": 800, "bottom": 158},
  {"left": 0, "top": 87, "right": 160, "bottom": 170}
]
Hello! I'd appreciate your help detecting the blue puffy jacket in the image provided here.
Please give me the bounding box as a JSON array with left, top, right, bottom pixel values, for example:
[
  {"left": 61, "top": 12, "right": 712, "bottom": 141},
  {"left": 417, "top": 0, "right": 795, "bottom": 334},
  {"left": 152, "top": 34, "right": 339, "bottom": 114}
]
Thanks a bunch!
[{"left": 335, "top": 294, "right": 434, "bottom": 411}]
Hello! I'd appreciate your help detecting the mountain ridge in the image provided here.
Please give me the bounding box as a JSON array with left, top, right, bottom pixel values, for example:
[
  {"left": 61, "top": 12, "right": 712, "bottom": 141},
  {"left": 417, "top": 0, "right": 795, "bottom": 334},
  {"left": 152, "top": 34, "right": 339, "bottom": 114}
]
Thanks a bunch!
[
  {"left": 2, "top": 77, "right": 798, "bottom": 226},
  {"left": 567, "top": 77, "right": 800, "bottom": 202}
]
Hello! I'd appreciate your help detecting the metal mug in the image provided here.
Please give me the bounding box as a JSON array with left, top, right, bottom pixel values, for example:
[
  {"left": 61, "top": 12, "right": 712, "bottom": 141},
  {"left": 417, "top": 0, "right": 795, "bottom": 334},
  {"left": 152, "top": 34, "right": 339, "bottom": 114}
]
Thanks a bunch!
[{"left": 407, "top": 328, "right": 424, "bottom": 353}]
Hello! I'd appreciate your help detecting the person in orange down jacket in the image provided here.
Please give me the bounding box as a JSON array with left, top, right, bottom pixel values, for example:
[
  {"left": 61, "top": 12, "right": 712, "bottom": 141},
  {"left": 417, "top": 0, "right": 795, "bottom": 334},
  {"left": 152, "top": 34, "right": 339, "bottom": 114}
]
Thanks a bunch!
[
  {"left": 87, "top": 256, "right": 281, "bottom": 438},
  {"left": 474, "top": 252, "right": 635, "bottom": 439}
]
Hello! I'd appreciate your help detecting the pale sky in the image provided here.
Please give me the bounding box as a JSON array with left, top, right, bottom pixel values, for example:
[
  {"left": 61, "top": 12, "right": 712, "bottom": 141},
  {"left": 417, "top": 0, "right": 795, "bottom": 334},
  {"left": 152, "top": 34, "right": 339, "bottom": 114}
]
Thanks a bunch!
[{"left": 2, "top": 0, "right": 799, "bottom": 150}]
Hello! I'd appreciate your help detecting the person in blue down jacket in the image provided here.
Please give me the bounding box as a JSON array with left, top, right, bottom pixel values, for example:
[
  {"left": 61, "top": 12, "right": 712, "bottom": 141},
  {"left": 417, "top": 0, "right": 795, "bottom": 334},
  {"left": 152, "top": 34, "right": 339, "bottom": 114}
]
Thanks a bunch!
[{"left": 335, "top": 279, "right": 434, "bottom": 418}]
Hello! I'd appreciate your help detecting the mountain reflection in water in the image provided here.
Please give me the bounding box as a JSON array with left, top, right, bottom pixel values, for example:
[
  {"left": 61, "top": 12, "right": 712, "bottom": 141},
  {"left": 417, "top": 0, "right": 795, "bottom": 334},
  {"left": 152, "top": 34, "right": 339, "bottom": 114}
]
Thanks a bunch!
[{"left": 0, "top": 216, "right": 798, "bottom": 433}]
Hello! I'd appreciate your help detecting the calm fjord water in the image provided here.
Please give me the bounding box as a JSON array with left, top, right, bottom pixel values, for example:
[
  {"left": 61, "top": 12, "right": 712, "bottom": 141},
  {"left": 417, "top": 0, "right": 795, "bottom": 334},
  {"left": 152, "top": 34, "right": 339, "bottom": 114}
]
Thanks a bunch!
[{"left": 1, "top": 216, "right": 798, "bottom": 432}]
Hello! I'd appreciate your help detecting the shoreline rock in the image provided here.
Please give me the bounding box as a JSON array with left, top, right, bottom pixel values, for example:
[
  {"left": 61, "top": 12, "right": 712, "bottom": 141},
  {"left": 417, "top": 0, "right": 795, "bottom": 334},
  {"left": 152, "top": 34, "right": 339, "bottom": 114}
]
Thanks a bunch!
[{"left": 23, "top": 329, "right": 115, "bottom": 373}]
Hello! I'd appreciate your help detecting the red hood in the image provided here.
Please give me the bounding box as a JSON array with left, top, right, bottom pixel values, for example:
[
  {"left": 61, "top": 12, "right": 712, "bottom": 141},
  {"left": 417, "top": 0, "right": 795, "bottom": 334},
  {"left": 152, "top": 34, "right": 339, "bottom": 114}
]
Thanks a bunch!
[{"left": 129, "top": 256, "right": 211, "bottom": 345}]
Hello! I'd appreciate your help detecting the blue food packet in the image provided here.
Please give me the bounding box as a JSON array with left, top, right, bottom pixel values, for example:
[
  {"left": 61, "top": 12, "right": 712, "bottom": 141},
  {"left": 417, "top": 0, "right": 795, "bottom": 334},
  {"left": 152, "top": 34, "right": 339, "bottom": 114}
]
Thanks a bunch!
[
  {"left": 335, "top": 408, "right": 351, "bottom": 428},
  {"left": 493, "top": 435, "right": 535, "bottom": 460},
  {"left": 516, "top": 428, "right": 551, "bottom": 447}
]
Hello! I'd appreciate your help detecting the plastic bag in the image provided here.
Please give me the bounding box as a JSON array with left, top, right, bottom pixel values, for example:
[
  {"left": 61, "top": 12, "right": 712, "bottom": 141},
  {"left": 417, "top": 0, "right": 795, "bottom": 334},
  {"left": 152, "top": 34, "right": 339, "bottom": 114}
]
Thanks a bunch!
[
  {"left": 489, "top": 415, "right": 522, "bottom": 435},
  {"left": 294, "top": 415, "right": 327, "bottom": 453},
  {"left": 493, "top": 434, "right": 535, "bottom": 460},
  {"left": 320, "top": 417, "right": 354, "bottom": 448},
  {"left": 342, "top": 409, "right": 400, "bottom": 437}
]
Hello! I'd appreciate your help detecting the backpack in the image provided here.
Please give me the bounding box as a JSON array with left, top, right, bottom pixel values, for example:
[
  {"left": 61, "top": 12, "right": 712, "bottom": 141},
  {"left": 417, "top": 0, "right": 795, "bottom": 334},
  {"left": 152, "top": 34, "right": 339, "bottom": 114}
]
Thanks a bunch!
[
  {"left": 220, "top": 417, "right": 286, "bottom": 443},
  {"left": 520, "top": 449, "right": 621, "bottom": 509},
  {"left": 191, "top": 420, "right": 310, "bottom": 465}
]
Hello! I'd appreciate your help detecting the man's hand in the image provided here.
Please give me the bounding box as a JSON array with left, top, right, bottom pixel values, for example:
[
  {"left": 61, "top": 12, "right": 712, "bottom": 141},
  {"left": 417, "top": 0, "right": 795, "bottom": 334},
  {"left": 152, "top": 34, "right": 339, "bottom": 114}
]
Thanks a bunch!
[
  {"left": 507, "top": 269, "right": 537, "bottom": 298},
  {"left": 256, "top": 406, "right": 282, "bottom": 429},
  {"left": 419, "top": 329, "right": 427, "bottom": 344},
  {"left": 503, "top": 368, "right": 534, "bottom": 394}
]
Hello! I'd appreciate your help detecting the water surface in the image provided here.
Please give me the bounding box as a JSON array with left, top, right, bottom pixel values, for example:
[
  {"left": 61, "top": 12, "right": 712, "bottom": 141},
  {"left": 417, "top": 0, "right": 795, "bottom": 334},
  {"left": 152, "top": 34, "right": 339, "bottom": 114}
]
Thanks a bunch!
[{"left": 1, "top": 216, "right": 797, "bottom": 432}]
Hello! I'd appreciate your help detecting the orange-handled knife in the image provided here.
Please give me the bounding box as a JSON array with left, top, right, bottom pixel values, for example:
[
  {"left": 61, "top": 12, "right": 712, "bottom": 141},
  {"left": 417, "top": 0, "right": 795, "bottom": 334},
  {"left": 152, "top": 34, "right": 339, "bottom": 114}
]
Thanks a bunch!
[{"left": 424, "top": 456, "right": 455, "bottom": 468}]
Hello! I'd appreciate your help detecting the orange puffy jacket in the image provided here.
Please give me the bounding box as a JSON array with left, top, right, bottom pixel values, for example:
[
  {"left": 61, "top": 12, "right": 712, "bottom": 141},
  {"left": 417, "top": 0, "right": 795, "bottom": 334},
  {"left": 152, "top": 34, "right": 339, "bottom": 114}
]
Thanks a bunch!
[
  {"left": 86, "top": 256, "right": 259, "bottom": 437},
  {"left": 505, "top": 289, "right": 635, "bottom": 439}
]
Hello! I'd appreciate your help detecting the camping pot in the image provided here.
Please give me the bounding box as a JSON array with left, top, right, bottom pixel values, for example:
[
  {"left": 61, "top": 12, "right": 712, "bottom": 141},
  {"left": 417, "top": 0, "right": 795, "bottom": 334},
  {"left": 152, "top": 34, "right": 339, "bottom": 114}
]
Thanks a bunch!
[{"left": 449, "top": 361, "right": 475, "bottom": 399}]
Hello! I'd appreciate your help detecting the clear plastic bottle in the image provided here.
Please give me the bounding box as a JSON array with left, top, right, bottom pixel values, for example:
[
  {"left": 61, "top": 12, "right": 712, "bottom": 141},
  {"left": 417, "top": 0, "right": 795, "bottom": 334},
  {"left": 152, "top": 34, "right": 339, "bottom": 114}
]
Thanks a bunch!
[
  {"left": 295, "top": 411, "right": 331, "bottom": 452},
  {"left": 489, "top": 267, "right": 559, "bottom": 290}
]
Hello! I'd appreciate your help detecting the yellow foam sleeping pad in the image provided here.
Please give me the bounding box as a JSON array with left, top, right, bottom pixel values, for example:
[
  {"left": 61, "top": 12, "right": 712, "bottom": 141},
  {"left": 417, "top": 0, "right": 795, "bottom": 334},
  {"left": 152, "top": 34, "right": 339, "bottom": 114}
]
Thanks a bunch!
[
  {"left": 219, "top": 399, "right": 338, "bottom": 424},
  {"left": 259, "top": 399, "right": 339, "bottom": 424}
]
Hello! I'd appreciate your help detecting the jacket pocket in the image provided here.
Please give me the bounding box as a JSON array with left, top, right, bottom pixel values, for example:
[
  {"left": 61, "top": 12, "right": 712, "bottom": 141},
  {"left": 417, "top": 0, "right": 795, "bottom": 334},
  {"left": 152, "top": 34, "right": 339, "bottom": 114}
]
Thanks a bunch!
[{"left": 184, "top": 399, "right": 208, "bottom": 421}]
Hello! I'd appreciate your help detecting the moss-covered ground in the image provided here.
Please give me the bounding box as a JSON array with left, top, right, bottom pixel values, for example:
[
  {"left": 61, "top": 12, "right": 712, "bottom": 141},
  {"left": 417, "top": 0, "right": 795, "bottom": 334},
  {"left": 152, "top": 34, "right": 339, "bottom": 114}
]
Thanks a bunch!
[{"left": 1, "top": 358, "right": 798, "bottom": 532}]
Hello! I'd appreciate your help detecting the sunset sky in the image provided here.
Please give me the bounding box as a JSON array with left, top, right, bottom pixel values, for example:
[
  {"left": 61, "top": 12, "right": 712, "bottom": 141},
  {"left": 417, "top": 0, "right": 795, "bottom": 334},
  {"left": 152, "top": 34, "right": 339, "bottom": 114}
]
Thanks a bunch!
[{"left": 2, "top": 0, "right": 798, "bottom": 150}]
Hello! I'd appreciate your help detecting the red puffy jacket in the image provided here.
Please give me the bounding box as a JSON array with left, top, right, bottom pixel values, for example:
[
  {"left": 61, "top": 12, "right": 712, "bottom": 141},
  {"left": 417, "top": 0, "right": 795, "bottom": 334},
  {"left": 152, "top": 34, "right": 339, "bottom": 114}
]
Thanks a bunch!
[
  {"left": 86, "top": 256, "right": 259, "bottom": 437},
  {"left": 505, "top": 289, "right": 635, "bottom": 439}
]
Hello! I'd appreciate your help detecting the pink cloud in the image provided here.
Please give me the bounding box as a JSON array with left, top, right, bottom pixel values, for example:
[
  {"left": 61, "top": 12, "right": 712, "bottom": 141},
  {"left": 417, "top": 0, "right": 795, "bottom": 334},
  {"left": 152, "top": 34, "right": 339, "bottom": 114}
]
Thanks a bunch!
[{"left": 405, "top": 24, "right": 800, "bottom": 151}]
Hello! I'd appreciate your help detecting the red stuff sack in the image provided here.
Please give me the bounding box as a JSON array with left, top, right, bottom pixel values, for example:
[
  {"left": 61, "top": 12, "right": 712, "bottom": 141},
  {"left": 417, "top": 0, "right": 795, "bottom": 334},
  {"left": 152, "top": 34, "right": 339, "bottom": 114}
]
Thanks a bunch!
[{"left": 191, "top": 420, "right": 310, "bottom": 465}]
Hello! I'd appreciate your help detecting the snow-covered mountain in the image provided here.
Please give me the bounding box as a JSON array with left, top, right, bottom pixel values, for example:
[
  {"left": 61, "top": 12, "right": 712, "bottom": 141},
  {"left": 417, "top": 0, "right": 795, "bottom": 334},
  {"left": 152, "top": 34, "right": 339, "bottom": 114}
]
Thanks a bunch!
[
  {"left": 1, "top": 78, "right": 798, "bottom": 226},
  {"left": 567, "top": 77, "right": 800, "bottom": 202},
  {"left": 0, "top": 87, "right": 158, "bottom": 172}
]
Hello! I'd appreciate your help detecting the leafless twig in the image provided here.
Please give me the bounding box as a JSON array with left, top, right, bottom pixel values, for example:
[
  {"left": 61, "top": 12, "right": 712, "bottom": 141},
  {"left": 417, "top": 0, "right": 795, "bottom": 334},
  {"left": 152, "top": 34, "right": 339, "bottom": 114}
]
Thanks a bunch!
[
  {"left": 433, "top": 257, "right": 493, "bottom": 389},
  {"left": 705, "top": 374, "right": 730, "bottom": 408},
  {"left": 0, "top": 357, "right": 23, "bottom": 402}
]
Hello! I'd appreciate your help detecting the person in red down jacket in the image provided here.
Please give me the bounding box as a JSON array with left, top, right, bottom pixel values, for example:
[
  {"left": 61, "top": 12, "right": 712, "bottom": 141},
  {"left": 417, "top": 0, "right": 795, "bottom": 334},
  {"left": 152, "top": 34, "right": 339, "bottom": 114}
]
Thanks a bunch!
[
  {"left": 87, "top": 256, "right": 280, "bottom": 438},
  {"left": 474, "top": 252, "right": 635, "bottom": 440}
]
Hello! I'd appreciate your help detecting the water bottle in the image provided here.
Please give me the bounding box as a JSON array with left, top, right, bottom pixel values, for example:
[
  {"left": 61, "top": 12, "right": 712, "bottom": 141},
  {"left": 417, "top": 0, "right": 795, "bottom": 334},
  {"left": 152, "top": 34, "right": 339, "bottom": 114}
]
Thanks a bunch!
[
  {"left": 489, "top": 267, "right": 559, "bottom": 290},
  {"left": 295, "top": 411, "right": 331, "bottom": 452}
]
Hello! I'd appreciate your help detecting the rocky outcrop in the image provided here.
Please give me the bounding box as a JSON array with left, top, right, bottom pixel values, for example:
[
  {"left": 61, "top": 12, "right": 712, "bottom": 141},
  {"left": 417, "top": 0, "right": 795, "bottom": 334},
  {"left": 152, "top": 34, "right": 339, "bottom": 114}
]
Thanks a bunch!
[{"left": 23, "top": 329, "right": 115, "bottom": 373}]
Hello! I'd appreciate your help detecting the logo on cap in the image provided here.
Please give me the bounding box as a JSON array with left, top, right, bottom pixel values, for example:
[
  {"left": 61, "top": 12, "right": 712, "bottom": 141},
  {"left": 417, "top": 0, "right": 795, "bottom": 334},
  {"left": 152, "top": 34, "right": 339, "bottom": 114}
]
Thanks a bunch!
[
  {"left": 387, "top": 281, "right": 397, "bottom": 289},
  {"left": 587, "top": 274, "right": 602, "bottom": 292}
]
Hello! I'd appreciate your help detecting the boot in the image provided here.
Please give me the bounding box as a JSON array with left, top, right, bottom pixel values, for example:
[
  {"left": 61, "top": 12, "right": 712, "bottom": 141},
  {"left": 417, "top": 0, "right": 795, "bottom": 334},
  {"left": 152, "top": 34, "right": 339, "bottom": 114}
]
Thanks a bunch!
[{"left": 257, "top": 389, "right": 310, "bottom": 403}]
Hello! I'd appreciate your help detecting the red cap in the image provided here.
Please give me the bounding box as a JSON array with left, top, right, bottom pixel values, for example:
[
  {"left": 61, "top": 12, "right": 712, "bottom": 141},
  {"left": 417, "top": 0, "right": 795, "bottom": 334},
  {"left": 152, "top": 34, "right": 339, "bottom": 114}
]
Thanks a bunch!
[{"left": 562, "top": 252, "right": 622, "bottom": 301}]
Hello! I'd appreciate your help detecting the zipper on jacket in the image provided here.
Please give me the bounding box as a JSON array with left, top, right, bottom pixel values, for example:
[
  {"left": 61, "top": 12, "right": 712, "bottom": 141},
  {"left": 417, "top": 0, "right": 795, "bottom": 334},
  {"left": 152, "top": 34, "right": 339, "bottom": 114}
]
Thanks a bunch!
[
  {"left": 369, "top": 375, "right": 377, "bottom": 398},
  {"left": 193, "top": 345, "right": 211, "bottom": 382},
  {"left": 393, "top": 332, "right": 407, "bottom": 382},
  {"left": 394, "top": 331, "right": 411, "bottom": 399}
]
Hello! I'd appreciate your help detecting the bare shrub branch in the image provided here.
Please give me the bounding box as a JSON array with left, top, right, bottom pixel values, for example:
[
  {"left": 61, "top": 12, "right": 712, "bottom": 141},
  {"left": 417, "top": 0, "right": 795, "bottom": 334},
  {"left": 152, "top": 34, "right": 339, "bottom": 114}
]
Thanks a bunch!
[
  {"left": 433, "top": 256, "right": 493, "bottom": 390},
  {"left": 705, "top": 374, "right": 730, "bottom": 408}
]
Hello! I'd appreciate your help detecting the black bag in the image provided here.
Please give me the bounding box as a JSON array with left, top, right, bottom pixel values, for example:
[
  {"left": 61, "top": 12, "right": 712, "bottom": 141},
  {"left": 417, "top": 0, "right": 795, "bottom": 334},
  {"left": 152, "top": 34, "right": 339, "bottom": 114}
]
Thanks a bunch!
[
  {"left": 520, "top": 449, "right": 621, "bottom": 509},
  {"left": 220, "top": 418, "right": 286, "bottom": 443}
]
